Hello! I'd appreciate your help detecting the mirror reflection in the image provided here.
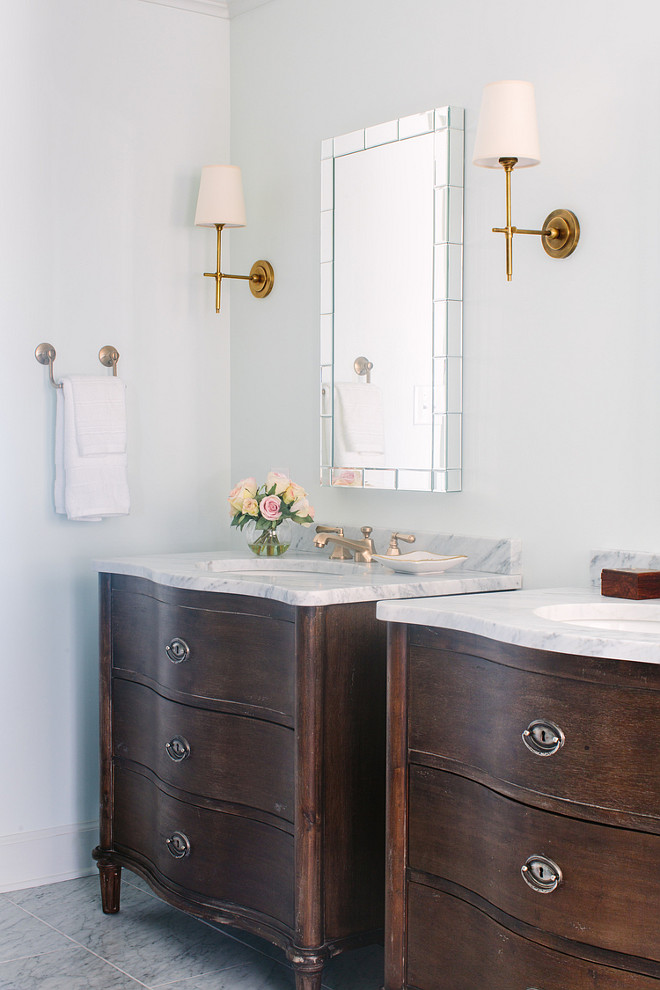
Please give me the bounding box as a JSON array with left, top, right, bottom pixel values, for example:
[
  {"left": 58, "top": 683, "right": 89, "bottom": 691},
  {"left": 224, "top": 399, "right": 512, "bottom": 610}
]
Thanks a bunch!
[{"left": 320, "top": 107, "right": 464, "bottom": 492}]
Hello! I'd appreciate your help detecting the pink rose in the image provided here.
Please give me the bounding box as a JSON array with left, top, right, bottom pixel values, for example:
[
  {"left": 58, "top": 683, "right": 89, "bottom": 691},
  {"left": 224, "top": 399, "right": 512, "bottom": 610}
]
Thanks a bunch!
[
  {"left": 229, "top": 477, "right": 257, "bottom": 499},
  {"left": 260, "top": 494, "right": 282, "bottom": 520}
]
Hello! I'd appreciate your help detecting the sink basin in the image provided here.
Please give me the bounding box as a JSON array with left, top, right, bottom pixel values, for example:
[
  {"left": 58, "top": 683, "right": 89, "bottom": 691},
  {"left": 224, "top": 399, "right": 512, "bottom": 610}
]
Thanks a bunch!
[
  {"left": 197, "top": 557, "right": 367, "bottom": 577},
  {"left": 535, "top": 602, "right": 660, "bottom": 633}
]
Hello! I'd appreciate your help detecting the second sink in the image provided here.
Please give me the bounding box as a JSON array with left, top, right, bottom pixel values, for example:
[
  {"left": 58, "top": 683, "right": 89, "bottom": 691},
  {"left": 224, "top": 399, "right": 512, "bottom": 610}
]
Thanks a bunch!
[{"left": 535, "top": 602, "right": 660, "bottom": 633}]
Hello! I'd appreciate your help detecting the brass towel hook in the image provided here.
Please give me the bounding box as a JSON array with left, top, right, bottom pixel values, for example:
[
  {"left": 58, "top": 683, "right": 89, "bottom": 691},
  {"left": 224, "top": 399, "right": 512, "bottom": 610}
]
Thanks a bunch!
[
  {"left": 35, "top": 343, "right": 61, "bottom": 389},
  {"left": 35, "top": 343, "right": 121, "bottom": 389},
  {"left": 353, "top": 356, "right": 373, "bottom": 384},
  {"left": 98, "top": 345, "right": 120, "bottom": 376}
]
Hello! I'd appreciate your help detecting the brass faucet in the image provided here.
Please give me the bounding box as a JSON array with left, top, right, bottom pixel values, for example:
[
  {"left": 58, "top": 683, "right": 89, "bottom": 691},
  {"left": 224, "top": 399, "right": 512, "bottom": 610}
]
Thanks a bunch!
[
  {"left": 314, "top": 525, "right": 376, "bottom": 563},
  {"left": 313, "top": 525, "right": 353, "bottom": 560}
]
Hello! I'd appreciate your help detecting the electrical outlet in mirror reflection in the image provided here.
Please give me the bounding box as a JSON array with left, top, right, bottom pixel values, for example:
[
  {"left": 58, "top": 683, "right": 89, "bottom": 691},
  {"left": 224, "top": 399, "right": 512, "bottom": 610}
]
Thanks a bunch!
[{"left": 414, "top": 386, "right": 433, "bottom": 426}]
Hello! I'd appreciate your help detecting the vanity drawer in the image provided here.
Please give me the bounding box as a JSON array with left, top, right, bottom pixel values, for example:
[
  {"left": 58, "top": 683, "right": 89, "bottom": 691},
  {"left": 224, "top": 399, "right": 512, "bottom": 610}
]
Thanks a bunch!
[
  {"left": 113, "top": 679, "right": 294, "bottom": 820},
  {"left": 408, "top": 644, "right": 660, "bottom": 819},
  {"left": 406, "top": 881, "right": 660, "bottom": 990},
  {"left": 114, "top": 768, "right": 294, "bottom": 928},
  {"left": 111, "top": 588, "right": 295, "bottom": 720},
  {"left": 408, "top": 766, "right": 660, "bottom": 962}
]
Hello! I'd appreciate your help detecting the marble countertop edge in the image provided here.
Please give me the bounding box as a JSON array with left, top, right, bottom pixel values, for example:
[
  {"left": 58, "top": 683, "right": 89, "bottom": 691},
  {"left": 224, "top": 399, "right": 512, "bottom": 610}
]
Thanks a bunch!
[
  {"left": 376, "top": 587, "right": 660, "bottom": 664},
  {"left": 93, "top": 551, "right": 522, "bottom": 607}
]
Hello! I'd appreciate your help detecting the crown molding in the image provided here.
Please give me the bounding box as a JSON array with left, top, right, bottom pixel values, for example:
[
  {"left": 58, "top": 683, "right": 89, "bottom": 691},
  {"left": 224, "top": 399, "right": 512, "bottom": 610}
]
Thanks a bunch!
[
  {"left": 227, "top": 0, "right": 275, "bottom": 15},
  {"left": 138, "top": 0, "right": 230, "bottom": 18},
  {"left": 138, "top": 0, "right": 276, "bottom": 17}
]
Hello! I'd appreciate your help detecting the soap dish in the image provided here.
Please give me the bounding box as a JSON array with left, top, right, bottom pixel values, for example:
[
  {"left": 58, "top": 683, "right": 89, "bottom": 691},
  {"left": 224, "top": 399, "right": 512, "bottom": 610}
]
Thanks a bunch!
[{"left": 371, "top": 551, "right": 467, "bottom": 574}]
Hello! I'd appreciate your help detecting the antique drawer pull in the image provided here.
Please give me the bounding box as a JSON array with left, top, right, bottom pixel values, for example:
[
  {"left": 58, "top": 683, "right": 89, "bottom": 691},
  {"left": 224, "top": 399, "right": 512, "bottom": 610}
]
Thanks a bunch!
[
  {"left": 522, "top": 718, "right": 565, "bottom": 757},
  {"left": 165, "top": 735, "right": 191, "bottom": 762},
  {"left": 165, "top": 831, "right": 191, "bottom": 859},
  {"left": 165, "top": 637, "right": 190, "bottom": 664},
  {"left": 521, "top": 854, "right": 563, "bottom": 893}
]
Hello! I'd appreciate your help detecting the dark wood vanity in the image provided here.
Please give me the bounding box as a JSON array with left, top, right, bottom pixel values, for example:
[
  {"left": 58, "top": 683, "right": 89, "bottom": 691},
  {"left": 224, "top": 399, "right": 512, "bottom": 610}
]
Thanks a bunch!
[
  {"left": 385, "top": 622, "right": 660, "bottom": 989},
  {"left": 94, "top": 573, "right": 387, "bottom": 990}
]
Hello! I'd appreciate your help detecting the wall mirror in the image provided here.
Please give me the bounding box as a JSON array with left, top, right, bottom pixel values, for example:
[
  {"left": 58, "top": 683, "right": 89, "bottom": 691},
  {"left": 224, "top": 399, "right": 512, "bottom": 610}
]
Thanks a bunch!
[{"left": 320, "top": 106, "right": 464, "bottom": 492}]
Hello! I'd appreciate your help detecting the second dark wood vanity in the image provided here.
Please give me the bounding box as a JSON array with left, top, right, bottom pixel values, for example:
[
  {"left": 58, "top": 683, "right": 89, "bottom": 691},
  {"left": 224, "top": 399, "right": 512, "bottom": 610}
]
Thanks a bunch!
[
  {"left": 94, "top": 573, "right": 387, "bottom": 990},
  {"left": 385, "top": 621, "right": 660, "bottom": 989}
]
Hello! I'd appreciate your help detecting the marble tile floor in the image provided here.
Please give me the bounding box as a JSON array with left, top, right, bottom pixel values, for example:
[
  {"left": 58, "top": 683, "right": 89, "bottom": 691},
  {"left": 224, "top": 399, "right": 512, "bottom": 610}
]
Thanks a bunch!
[{"left": 0, "top": 873, "right": 384, "bottom": 990}]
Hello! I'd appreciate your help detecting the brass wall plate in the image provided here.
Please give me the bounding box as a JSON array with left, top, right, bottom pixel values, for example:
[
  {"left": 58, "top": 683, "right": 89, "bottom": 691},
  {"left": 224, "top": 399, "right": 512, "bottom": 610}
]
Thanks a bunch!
[
  {"left": 98, "top": 345, "right": 120, "bottom": 370},
  {"left": 541, "top": 209, "right": 580, "bottom": 259},
  {"left": 35, "top": 342, "right": 56, "bottom": 366},
  {"left": 249, "top": 260, "right": 275, "bottom": 298}
]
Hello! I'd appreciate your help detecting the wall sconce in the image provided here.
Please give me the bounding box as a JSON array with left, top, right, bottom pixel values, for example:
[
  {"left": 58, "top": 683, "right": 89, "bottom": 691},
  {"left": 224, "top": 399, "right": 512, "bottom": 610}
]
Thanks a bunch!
[
  {"left": 195, "top": 164, "right": 274, "bottom": 313},
  {"left": 473, "top": 80, "right": 579, "bottom": 281}
]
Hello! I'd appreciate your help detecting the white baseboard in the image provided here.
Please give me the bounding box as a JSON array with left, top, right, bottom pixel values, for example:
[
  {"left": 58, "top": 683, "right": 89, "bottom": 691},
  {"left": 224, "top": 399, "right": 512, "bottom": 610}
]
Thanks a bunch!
[{"left": 0, "top": 821, "right": 99, "bottom": 893}]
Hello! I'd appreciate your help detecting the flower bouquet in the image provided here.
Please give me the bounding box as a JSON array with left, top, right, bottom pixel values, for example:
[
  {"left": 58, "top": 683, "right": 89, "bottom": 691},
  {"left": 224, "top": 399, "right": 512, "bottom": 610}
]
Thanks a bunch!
[{"left": 228, "top": 471, "right": 315, "bottom": 556}]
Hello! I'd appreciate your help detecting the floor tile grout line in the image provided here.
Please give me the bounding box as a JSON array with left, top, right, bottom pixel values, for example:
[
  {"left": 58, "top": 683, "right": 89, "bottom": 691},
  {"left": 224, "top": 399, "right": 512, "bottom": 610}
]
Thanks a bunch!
[
  {"left": 0, "top": 901, "right": 151, "bottom": 988},
  {"left": 149, "top": 956, "right": 294, "bottom": 989},
  {"left": 122, "top": 876, "right": 293, "bottom": 969},
  {"left": 120, "top": 881, "right": 295, "bottom": 971},
  {"left": 0, "top": 945, "right": 78, "bottom": 967},
  {"left": 198, "top": 917, "right": 292, "bottom": 965},
  {"left": 4, "top": 892, "right": 294, "bottom": 988}
]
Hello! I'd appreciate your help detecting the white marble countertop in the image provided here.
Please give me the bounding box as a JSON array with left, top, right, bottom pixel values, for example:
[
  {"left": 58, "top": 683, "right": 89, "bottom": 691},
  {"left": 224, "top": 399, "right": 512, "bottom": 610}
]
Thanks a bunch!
[
  {"left": 377, "top": 587, "right": 660, "bottom": 663},
  {"left": 93, "top": 550, "right": 521, "bottom": 607}
]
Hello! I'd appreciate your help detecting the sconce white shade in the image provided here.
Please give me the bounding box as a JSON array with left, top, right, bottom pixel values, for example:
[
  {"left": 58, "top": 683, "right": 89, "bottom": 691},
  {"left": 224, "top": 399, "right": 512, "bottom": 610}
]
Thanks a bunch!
[
  {"left": 473, "top": 80, "right": 541, "bottom": 168},
  {"left": 194, "top": 164, "right": 247, "bottom": 227}
]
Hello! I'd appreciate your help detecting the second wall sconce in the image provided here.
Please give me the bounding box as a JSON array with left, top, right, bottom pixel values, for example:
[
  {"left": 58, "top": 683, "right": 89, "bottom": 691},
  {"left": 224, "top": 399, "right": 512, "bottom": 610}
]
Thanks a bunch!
[
  {"left": 195, "top": 164, "right": 274, "bottom": 313},
  {"left": 473, "top": 80, "right": 579, "bottom": 281}
]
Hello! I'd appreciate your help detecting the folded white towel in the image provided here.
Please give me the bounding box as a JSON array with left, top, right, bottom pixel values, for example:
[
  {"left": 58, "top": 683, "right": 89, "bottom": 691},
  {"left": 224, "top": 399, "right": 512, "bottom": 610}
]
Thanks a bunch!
[
  {"left": 68, "top": 375, "right": 127, "bottom": 455},
  {"left": 55, "top": 376, "right": 130, "bottom": 522},
  {"left": 334, "top": 382, "right": 385, "bottom": 468}
]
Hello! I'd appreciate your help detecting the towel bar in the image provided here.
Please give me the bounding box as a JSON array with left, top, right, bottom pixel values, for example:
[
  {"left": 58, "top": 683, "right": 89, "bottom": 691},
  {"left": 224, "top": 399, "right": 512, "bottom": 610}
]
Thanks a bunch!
[{"left": 35, "top": 343, "right": 120, "bottom": 388}]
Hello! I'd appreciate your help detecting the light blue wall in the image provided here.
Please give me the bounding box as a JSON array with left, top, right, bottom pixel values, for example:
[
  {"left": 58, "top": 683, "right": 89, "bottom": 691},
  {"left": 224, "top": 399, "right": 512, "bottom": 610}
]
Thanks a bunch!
[
  {"left": 1, "top": 0, "right": 231, "bottom": 888},
  {"left": 229, "top": 0, "right": 660, "bottom": 588}
]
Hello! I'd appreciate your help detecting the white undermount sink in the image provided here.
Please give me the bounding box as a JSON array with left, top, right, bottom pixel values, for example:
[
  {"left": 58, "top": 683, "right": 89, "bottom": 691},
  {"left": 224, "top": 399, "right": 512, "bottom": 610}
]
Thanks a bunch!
[
  {"left": 535, "top": 602, "right": 660, "bottom": 633},
  {"left": 197, "top": 557, "right": 368, "bottom": 577}
]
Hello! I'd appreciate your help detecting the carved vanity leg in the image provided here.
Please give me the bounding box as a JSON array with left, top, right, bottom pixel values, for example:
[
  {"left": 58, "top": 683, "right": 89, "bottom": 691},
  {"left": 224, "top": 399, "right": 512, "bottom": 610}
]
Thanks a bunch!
[
  {"left": 293, "top": 967, "right": 323, "bottom": 990},
  {"left": 287, "top": 947, "right": 327, "bottom": 990},
  {"left": 92, "top": 847, "right": 121, "bottom": 914}
]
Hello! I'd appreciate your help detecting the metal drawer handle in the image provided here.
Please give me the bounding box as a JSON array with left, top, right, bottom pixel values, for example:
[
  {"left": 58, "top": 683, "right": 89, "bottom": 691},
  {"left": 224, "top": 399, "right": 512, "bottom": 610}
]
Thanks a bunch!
[
  {"left": 165, "top": 735, "right": 191, "bottom": 762},
  {"left": 165, "top": 831, "right": 191, "bottom": 859},
  {"left": 522, "top": 718, "right": 565, "bottom": 757},
  {"left": 521, "top": 854, "right": 562, "bottom": 893},
  {"left": 165, "top": 637, "right": 190, "bottom": 664}
]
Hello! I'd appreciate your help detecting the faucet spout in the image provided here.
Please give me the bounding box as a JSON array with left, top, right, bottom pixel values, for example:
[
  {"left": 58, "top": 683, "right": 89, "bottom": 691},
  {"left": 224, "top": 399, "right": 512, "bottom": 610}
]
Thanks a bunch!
[{"left": 313, "top": 533, "right": 374, "bottom": 563}]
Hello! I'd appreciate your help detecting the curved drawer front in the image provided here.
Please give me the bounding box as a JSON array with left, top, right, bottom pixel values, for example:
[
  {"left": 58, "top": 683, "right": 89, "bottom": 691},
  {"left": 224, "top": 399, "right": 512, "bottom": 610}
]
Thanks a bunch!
[
  {"left": 111, "top": 589, "right": 295, "bottom": 719},
  {"left": 408, "top": 767, "right": 660, "bottom": 962},
  {"left": 408, "top": 645, "right": 660, "bottom": 819},
  {"left": 407, "top": 881, "right": 660, "bottom": 990},
  {"left": 114, "top": 768, "right": 294, "bottom": 929},
  {"left": 113, "top": 680, "right": 294, "bottom": 820}
]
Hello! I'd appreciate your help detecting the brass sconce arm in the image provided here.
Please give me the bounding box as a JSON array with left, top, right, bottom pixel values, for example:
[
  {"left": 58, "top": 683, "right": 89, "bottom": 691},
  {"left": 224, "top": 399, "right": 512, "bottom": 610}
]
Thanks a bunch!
[
  {"left": 204, "top": 224, "right": 274, "bottom": 313},
  {"left": 492, "top": 157, "right": 579, "bottom": 281}
]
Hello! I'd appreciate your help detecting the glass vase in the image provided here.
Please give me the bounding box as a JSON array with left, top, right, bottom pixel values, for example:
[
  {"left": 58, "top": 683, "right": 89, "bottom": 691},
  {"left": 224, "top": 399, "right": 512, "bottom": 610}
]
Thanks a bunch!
[{"left": 244, "top": 518, "right": 292, "bottom": 557}]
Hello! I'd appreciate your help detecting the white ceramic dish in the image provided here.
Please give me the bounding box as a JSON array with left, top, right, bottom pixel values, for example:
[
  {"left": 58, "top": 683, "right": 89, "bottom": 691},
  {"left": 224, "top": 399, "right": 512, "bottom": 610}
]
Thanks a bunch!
[{"left": 372, "top": 551, "right": 467, "bottom": 574}]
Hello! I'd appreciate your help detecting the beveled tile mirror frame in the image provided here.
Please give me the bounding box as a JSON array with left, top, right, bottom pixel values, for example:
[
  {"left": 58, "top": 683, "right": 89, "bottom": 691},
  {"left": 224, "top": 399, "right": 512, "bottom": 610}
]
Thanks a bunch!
[{"left": 320, "top": 106, "right": 464, "bottom": 492}]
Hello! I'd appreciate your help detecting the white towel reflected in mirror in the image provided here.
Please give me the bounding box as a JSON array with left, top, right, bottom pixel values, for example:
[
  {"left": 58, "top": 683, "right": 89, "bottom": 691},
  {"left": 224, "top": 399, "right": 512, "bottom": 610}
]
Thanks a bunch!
[{"left": 334, "top": 382, "right": 385, "bottom": 468}]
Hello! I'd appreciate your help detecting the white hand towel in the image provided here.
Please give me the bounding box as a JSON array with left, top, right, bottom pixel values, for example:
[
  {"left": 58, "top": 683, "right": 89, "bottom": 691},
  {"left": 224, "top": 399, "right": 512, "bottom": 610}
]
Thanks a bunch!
[
  {"left": 55, "top": 376, "right": 130, "bottom": 522},
  {"left": 68, "top": 375, "right": 127, "bottom": 455},
  {"left": 334, "top": 382, "right": 385, "bottom": 468}
]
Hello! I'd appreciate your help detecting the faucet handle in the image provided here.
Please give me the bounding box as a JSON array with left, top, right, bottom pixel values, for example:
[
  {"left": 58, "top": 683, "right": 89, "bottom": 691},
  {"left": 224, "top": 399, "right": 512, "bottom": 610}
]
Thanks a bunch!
[
  {"left": 316, "top": 525, "right": 343, "bottom": 535},
  {"left": 386, "top": 532, "right": 416, "bottom": 556}
]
